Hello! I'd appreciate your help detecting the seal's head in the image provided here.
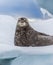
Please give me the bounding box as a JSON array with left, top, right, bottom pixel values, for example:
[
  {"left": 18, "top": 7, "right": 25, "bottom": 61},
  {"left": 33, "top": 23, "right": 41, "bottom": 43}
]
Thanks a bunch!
[{"left": 17, "top": 17, "right": 29, "bottom": 28}]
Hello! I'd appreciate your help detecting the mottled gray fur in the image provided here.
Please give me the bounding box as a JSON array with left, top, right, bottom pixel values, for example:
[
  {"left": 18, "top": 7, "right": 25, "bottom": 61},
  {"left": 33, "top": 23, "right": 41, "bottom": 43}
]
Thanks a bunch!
[{"left": 14, "top": 17, "right": 53, "bottom": 47}]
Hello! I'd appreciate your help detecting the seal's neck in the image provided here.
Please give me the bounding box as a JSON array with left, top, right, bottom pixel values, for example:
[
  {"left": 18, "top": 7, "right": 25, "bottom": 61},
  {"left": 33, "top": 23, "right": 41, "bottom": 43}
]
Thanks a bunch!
[{"left": 19, "top": 25, "right": 30, "bottom": 31}]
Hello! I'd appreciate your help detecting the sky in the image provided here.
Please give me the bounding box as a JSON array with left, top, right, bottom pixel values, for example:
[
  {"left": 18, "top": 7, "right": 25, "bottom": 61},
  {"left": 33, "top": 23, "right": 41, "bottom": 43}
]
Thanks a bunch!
[
  {"left": 0, "top": 0, "right": 43, "bottom": 18},
  {"left": 0, "top": 0, "right": 53, "bottom": 18}
]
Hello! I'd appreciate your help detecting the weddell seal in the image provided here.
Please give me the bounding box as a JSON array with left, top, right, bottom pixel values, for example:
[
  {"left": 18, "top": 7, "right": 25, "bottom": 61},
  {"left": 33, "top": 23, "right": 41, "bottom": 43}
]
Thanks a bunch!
[{"left": 14, "top": 17, "right": 53, "bottom": 47}]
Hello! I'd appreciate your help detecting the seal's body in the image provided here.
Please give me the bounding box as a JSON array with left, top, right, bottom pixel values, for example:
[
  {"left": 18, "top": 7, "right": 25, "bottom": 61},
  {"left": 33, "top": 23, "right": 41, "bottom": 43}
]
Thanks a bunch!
[{"left": 14, "top": 17, "right": 53, "bottom": 46}]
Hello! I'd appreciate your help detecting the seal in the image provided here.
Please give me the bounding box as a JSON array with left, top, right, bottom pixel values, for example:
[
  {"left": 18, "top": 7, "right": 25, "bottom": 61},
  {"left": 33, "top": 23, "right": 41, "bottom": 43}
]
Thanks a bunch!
[{"left": 14, "top": 17, "right": 53, "bottom": 46}]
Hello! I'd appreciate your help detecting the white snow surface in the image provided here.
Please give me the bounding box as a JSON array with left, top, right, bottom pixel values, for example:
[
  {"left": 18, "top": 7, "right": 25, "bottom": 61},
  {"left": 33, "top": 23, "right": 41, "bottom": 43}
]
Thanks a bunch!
[
  {"left": 1, "top": 44, "right": 53, "bottom": 59},
  {"left": 0, "top": 15, "right": 17, "bottom": 45},
  {"left": 0, "top": 15, "right": 53, "bottom": 59},
  {"left": 29, "top": 18, "right": 53, "bottom": 36}
]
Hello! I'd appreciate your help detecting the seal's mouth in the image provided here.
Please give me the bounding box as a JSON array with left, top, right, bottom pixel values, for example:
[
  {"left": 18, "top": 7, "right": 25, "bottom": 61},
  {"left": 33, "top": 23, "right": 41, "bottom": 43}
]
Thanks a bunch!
[{"left": 18, "top": 22, "right": 27, "bottom": 27}]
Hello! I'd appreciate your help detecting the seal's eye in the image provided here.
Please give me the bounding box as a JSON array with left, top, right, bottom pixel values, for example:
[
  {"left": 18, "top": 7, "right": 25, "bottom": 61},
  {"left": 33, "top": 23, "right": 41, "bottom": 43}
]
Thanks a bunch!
[
  {"left": 20, "top": 18, "right": 26, "bottom": 21},
  {"left": 24, "top": 18, "right": 26, "bottom": 21},
  {"left": 21, "top": 18, "right": 24, "bottom": 20}
]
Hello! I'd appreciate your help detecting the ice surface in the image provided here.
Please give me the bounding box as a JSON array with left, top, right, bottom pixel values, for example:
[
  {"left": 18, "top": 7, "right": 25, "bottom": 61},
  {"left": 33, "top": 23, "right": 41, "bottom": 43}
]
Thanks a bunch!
[
  {"left": 0, "top": 15, "right": 17, "bottom": 45},
  {"left": 29, "top": 18, "right": 53, "bottom": 36},
  {"left": 40, "top": 8, "right": 53, "bottom": 19},
  {"left": 35, "top": 0, "right": 53, "bottom": 14},
  {"left": 0, "top": 15, "right": 53, "bottom": 59},
  {"left": 0, "top": 15, "right": 53, "bottom": 65}
]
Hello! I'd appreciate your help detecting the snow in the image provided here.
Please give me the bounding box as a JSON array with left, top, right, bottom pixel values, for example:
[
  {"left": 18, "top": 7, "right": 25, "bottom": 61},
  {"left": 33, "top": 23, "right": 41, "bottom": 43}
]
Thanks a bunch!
[
  {"left": 0, "top": 15, "right": 17, "bottom": 45},
  {"left": 0, "top": 15, "right": 53, "bottom": 59},
  {"left": 0, "top": 15, "right": 53, "bottom": 65},
  {"left": 1, "top": 44, "right": 53, "bottom": 59},
  {"left": 12, "top": 45, "right": 53, "bottom": 55},
  {"left": 29, "top": 18, "right": 53, "bottom": 36}
]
